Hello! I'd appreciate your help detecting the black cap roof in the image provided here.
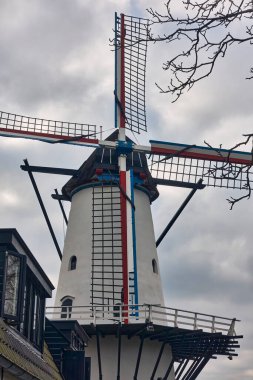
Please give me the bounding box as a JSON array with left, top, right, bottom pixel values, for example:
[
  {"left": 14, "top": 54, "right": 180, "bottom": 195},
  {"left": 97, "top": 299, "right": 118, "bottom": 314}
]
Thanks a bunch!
[{"left": 62, "top": 130, "right": 159, "bottom": 202}]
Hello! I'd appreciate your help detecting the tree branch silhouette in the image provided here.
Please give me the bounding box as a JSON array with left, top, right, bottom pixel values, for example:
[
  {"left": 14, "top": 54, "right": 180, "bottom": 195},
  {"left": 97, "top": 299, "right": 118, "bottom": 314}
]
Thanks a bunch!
[{"left": 146, "top": 0, "right": 253, "bottom": 101}]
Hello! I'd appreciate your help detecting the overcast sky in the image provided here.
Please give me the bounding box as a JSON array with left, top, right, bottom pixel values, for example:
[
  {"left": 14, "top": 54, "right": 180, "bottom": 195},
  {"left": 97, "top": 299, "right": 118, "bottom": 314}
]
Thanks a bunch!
[{"left": 0, "top": 1, "right": 252, "bottom": 379}]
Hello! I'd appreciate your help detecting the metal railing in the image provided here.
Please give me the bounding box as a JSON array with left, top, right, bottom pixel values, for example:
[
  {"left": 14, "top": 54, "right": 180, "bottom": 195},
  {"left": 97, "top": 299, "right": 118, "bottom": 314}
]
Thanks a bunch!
[{"left": 46, "top": 304, "right": 238, "bottom": 336}]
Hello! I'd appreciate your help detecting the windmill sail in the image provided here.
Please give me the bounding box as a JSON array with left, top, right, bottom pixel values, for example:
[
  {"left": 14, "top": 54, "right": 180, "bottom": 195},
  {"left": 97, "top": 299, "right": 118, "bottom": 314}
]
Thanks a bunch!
[
  {"left": 148, "top": 140, "right": 253, "bottom": 189},
  {"left": 0, "top": 110, "right": 99, "bottom": 146},
  {"left": 114, "top": 14, "right": 149, "bottom": 134}
]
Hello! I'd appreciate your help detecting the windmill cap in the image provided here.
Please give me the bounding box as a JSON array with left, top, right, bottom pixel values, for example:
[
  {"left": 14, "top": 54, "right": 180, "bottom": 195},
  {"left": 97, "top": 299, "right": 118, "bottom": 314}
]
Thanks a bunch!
[{"left": 62, "top": 130, "right": 159, "bottom": 202}]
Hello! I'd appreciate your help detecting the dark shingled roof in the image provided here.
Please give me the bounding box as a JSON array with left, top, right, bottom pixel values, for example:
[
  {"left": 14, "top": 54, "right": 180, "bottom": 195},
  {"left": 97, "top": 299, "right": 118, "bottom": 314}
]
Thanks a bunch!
[
  {"left": 0, "top": 318, "right": 62, "bottom": 380},
  {"left": 62, "top": 130, "right": 159, "bottom": 202}
]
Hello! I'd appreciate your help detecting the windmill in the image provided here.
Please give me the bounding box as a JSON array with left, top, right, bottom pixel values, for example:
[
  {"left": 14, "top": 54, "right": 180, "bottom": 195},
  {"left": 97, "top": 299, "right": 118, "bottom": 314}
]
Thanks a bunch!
[{"left": 0, "top": 12, "right": 248, "bottom": 380}]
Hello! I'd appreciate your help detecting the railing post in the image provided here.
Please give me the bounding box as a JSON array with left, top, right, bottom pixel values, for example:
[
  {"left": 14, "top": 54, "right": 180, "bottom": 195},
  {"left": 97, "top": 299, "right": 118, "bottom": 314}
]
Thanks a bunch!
[
  {"left": 149, "top": 305, "right": 152, "bottom": 322},
  {"left": 174, "top": 309, "right": 178, "bottom": 327},
  {"left": 228, "top": 318, "right": 236, "bottom": 336},
  {"left": 145, "top": 304, "right": 151, "bottom": 323},
  {"left": 211, "top": 316, "right": 215, "bottom": 333},
  {"left": 93, "top": 306, "right": 97, "bottom": 326},
  {"left": 143, "top": 305, "right": 147, "bottom": 322},
  {"left": 193, "top": 313, "right": 198, "bottom": 330},
  {"left": 119, "top": 304, "right": 122, "bottom": 324}
]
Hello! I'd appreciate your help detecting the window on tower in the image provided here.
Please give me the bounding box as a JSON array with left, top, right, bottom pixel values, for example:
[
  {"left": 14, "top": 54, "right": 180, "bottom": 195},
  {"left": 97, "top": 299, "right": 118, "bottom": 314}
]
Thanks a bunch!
[
  {"left": 69, "top": 255, "right": 77, "bottom": 271},
  {"left": 152, "top": 259, "right": 158, "bottom": 274},
  {"left": 61, "top": 297, "right": 73, "bottom": 319}
]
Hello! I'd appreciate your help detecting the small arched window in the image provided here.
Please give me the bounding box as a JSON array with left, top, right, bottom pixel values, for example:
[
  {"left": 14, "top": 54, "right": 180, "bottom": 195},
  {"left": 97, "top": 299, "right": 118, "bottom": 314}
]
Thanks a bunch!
[
  {"left": 61, "top": 297, "right": 73, "bottom": 319},
  {"left": 152, "top": 259, "right": 158, "bottom": 274},
  {"left": 69, "top": 256, "right": 77, "bottom": 271}
]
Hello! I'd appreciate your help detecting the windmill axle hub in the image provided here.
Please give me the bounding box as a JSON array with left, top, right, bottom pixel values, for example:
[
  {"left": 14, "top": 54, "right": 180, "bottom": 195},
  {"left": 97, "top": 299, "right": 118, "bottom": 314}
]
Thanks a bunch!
[{"left": 116, "top": 140, "right": 134, "bottom": 155}]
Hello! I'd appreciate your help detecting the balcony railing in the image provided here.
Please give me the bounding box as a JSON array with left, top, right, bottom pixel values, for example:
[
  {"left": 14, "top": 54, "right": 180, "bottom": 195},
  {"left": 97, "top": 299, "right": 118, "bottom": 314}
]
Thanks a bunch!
[{"left": 46, "top": 304, "right": 239, "bottom": 336}]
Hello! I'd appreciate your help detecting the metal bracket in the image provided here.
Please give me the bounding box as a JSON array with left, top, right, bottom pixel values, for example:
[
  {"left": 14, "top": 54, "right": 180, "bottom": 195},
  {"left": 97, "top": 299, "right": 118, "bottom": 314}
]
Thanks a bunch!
[{"left": 22, "top": 159, "right": 62, "bottom": 260}]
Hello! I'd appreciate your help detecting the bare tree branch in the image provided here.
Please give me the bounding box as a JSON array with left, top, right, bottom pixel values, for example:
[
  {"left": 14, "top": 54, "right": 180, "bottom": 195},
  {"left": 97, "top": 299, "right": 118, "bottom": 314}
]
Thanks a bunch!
[
  {"left": 144, "top": 1, "right": 253, "bottom": 207},
  {"left": 145, "top": 0, "right": 253, "bottom": 100},
  {"left": 204, "top": 134, "right": 253, "bottom": 208}
]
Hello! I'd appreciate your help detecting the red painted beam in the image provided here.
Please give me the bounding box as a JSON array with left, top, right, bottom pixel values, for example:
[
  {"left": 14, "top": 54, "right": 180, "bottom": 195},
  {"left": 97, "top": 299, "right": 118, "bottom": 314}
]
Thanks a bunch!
[
  {"left": 120, "top": 13, "right": 125, "bottom": 130},
  {"left": 120, "top": 170, "right": 129, "bottom": 323},
  {"left": 0, "top": 127, "right": 99, "bottom": 145},
  {"left": 151, "top": 146, "right": 252, "bottom": 165}
]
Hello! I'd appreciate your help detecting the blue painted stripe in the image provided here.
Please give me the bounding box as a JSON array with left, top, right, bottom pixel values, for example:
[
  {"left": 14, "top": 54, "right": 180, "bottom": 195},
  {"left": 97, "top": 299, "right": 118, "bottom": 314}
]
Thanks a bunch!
[{"left": 130, "top": 169, "right": 139, "bottom": 315}]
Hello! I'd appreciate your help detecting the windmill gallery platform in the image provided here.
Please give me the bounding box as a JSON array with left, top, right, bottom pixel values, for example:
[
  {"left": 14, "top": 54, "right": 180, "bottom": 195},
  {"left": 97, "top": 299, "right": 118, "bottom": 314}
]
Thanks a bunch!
[{"left": 0, "top": 11, "right": 247, "bottom": 380}]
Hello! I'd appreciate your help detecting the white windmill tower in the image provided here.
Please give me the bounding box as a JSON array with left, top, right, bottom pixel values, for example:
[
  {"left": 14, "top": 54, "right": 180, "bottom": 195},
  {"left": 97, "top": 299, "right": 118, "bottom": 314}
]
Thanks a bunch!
[
  {"left": 0, "top": 12, "right": 246, "bottom": 380},
  {"left": 54, "top": 129, "right": 165, "bottom": 313}
]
